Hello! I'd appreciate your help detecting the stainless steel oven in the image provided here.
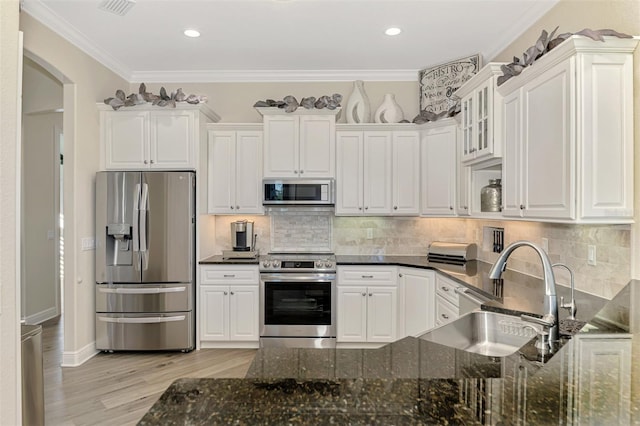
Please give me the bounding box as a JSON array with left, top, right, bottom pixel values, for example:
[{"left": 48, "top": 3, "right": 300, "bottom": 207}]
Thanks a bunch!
[{"left": 259, "top": 254, "right": 336, "bottom": 348}]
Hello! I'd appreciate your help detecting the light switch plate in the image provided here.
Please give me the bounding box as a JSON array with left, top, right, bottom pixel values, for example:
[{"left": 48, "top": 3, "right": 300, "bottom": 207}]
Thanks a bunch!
[{"left": 81, "top": 237, "right": 96, "bottom": 251}]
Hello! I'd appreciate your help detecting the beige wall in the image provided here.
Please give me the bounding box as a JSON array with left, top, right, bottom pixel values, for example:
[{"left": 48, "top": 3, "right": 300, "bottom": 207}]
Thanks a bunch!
[
  {"left": 1, "top": 1, "right": 22, "bottom": 422},
  {"left": 23, "top": 56, "right": 63, "bottom": 113},
  {"left": 20, "top": 12, "right": 129, "bottom": 361},
  {"left": 136, "top": 81, "right": 419, "bottom": 124}
]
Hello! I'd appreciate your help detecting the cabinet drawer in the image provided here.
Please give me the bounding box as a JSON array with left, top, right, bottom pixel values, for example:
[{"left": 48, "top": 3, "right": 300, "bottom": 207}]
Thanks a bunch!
[
  {"left": 435, "top": 295, "right": 458, "bottom": 327},
  {"left": 200, "top": 266, "right": 259, "bottom": 285},
  {"left": 435, "top": 273, "right": 459, "bottom": 306},
  {"left": 338, "top": 266, "right": 397, "bottom": 286}
]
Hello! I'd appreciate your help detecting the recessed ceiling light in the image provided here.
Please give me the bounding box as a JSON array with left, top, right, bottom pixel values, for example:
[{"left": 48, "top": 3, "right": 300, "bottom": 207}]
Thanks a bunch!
[
  {"left": 184, "top": 29, "right": 201, "bottom": 38},
  {"left": 385, "top": 27, "right": 402, "bottom": 36}
]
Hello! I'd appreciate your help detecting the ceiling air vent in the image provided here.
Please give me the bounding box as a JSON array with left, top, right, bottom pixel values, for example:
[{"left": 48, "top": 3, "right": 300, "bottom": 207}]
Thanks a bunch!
[{"left": 98, "top": 0, "right": 136, "bottom": 16}]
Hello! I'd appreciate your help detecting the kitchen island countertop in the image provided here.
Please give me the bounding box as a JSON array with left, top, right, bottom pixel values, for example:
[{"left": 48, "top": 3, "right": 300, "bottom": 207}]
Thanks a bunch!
[{"left": 140, "top": 258, "right": 638, "bottom": 424}]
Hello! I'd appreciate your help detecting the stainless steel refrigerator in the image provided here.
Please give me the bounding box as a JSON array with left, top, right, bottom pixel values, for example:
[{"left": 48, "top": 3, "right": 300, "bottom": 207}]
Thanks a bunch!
[{"left": 95, "top": 171, "right": 195, "bottom": 351}]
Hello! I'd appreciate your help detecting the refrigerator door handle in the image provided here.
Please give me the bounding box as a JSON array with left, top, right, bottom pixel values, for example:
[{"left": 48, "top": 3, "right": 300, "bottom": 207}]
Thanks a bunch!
[
  {"left": 98, "top": 286, "right": 186, "bottom": 294},
  {"left": 140, "top": 183, "right": 149, "bottom": 270},
  {"left": 132, "top": 183, "right": 141, "bottom": 253},
  {"left": 97, "top": 315, "right": 186, "bottom": 324}
]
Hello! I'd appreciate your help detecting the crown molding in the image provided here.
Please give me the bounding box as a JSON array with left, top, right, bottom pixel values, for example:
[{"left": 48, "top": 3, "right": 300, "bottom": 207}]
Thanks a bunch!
[
  {"left": 22, "top": 1, "right": 132, "bottom": 80},
  {"left": 130, "top": 69, "right": 420, "bottom": 83}
]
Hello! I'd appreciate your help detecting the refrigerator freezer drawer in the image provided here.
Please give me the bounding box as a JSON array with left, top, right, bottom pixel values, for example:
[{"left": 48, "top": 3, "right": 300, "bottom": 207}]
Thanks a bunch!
[
  {"left": 96, "top": 283, "right": 192, "bottom": 313},
  {"left": 96, "top": 312, "right": 194, "bottom": 351}
]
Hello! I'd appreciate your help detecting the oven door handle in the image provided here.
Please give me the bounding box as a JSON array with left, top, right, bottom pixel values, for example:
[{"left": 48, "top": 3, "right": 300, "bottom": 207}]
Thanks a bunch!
[{"left": 260, "top": 273, "right": 336, "bottom": 282}]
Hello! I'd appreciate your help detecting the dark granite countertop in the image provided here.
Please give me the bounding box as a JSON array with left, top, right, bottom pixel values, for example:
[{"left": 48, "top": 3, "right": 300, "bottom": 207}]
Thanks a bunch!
[
  {"left": 141, "top": 255, "right": 638, "bottom": 424},
  {"left": 199, "top": 255, "right": 259, "bottom": 265}
]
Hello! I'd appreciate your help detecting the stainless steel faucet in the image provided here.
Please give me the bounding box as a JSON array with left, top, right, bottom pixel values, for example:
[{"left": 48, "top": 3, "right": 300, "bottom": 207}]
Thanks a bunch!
[
  {"left": 488, "top": 241, "right": 559, "bottom": 343},
  {"left": 553, "top": 263, "right": 577, "bottom": 320}
]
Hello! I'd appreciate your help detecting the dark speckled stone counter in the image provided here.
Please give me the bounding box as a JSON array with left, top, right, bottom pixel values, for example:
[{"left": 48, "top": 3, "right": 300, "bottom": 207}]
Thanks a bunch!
[
  {"left": 142, "top": 258, "right": 636, "bottom": 424},
  {"left": 199, "top": 255, "right": 259, "bottom": 265}
]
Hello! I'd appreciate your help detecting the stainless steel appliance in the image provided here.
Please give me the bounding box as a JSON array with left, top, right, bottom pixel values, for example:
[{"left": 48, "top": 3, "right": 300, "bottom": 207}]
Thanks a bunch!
[
  {"left": 263, "top": 179, "right": 335, "bottom": 206},
  {"left": 259, "top": 253, "right": 336, "bottom": 348},
  {"left": 427, "top": 241, "right": 478, "bottom": 264},
  {"left": 223, "top": 220, "right": 257, "bottom": 260},
  {"left": 95, "top": 171, "right": 195, "bottom": 351}
]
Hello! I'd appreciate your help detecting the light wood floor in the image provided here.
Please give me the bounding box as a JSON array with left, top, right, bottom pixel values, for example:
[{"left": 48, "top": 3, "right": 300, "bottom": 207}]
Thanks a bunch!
[{"left": 42, "top": 316, "right": 257, "bottom": 425}]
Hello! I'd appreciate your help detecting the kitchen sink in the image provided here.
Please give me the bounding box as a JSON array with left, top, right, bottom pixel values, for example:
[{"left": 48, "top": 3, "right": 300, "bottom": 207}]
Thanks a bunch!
[{"left": 418, "top": 310, "right": 538, "bottom": 357}]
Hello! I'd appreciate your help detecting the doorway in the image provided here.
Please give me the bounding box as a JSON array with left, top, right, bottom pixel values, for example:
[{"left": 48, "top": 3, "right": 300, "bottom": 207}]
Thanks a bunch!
[{"left": 21, "top": 56, "right": 64, "bottom": 324}]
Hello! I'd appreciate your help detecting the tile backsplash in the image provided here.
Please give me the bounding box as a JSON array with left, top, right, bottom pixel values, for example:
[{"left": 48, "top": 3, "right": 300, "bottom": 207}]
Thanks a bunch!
[{"left": 211, "top": 214, "right": 630, "bottom": 300}]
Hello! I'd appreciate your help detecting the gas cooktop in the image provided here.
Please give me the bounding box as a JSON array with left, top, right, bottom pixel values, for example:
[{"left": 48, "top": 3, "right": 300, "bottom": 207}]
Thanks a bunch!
[{"left": 259, "top": 253, "right": 336, "bottom": 273}]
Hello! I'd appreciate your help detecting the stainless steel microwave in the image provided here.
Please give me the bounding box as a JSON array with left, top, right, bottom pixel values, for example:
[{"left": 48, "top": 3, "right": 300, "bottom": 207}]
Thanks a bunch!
[{"left": 263, "top": 179, "right": 335, "bottom": 206}]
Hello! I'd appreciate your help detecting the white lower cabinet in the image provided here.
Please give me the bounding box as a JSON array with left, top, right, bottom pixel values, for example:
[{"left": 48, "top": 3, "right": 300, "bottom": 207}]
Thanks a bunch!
[
  {"left": 337, "top": 266, "right": 398, "bottom": 344},
  {"left": 199, "top": 265, "right": 259, "bottom": 346},
  {"left": 398, "top": 267, "right": 435, "bottom": 337}
]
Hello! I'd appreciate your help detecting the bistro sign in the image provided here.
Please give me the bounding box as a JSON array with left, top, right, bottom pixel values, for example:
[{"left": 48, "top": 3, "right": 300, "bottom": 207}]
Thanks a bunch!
[{"left": 419, "top": 54, "right": 481, "bottom": 114}]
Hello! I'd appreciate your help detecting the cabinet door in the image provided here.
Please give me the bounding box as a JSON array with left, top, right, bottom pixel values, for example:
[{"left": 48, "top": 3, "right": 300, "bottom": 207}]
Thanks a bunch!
[
  {"left": 367, "top": 286, "right": 397, "bottom": 343},
  {"left": 103, "top": 110, "right": 148, "bottom": 169},
  {"left": 474, "top": 81, "right": 493, "bottom": 161},
  {"left": 580, "top": 53, "right": 634, "bottom": 220},
  {"left": 392, "top": 131, "right": 420, "bottom": 215},
  {"left": 337, "top": 286, "right": 368, "bottom": 342},
  {"left": 461, "top": 96, "right": 474, "bottom": 162},
  {"left": 421, "top": 124, "right": 456, "bottom": 216},
  {"left": 457, "top": 164, "right": 471, "bottom": 216},
  {"left": 400, "top": 268, "right": 435, "bottom": 337},
  {"left": 336, "top": 132, "right": 364, "bottom": 215},
  {"left": 208, "top": 131, "right": 236, "bottom": 214},
  {"left": 200, "top": 286, "right": 229, "bottom": 341},
  {"left": 502, "top": 90, "right": 524, "bottom": 217},
  {"left": 234, "top": 131, "right": 263, "bottom": 214},
  {"left": 522, "top": 59, "right": 575, "bottom": 220},
  {"left": 150, "top": 110, "right": 195, "bottom": 169},
  {"left": 299, "top": 115, "right": 335, "bottom": 178},
  {"left": 228, "top": 286, "right": 259, "bottom": 341},
  {"left": 363, "top": 132, "right": 392, "bottom": 215},
  {"left": 263, "top": 115, "right": 298, "bottom": 177}
]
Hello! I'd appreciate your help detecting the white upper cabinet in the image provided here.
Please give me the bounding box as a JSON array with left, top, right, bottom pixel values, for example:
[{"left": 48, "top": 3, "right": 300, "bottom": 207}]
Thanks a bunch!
[
  {"left": 498, "top": 36, "right": 637, "bottom": 223},
  {"left": 99, "top": 103, "right": 219, "bottom": 170},
  {"left": 420, "top": 119, "right": 458, "bottom": 216},
  {"left": 336, "top": 125, "right": 419, "bottom": 216},
  {"left": 207, "top": 124, "right": 263, "bottom": 215},
  {"left": 257, "top": 108, "right": 339, "bottom": 178},
  {"left": 456, "top": 63, "right": 505, "bottom": 165}
]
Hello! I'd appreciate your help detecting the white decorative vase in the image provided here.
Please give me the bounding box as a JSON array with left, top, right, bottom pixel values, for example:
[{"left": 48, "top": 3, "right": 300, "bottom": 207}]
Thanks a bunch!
[
  {"left": 345, "top": 80, "right": 371, "bottom": 123},
  {"left": 374, "top": 93, "right": 404, "bottom": 123}
]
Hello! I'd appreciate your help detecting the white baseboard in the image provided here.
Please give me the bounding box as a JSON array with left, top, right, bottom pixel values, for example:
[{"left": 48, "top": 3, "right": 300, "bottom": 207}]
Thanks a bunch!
[
  {"left": 23, "top": 306, "right": 59, "bottom": 325},
  {"left": 61, "top": 341, "right": 98, "bottom": 367}
]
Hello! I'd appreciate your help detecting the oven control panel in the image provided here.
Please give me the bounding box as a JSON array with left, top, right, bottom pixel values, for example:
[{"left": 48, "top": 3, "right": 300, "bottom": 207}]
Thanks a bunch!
[{"left": 260, "top": 255, "right": 335, "bottom": 272}]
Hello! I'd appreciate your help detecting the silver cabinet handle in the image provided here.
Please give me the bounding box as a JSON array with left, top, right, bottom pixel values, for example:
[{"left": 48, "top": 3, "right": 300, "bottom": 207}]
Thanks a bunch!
[
  {"left": 365, "top": 207, "right": 369, "bottom": 210},
  {"left": 368, "top": 293, "right": 373, "bottom": 297},
  {"left": 230, "top": 206, "right": 234, "bottom": 209},
  {"left": 449, "top": 206, "right": 453, "bottom": 210},
  {"left": 224, "top": 291, "right": 228, "bottom": 295},
  {"left": 362, "top": 292, "right": 366, "bottom": 296},
  {"left": 441, "top": 286, "right": 449, "bottom": 292},
  {"left": 223, "top": 274, "right": 235, "bottom": 278},
  {"left": 520, "top": 205, "right": 525, "bottom": 210},
  {"left": 294, "top": 170, "right": 298, "bottom": 174},
  {"left": 144, "top": 160, "right": 148, "bottom": 164},
  {"left": 230, "top": 291, "right": 235, "bottom": 295},
  {"left": 236, "top": 206, "right": 240, "bottom": 210},
  {"left": 362, "top": 275, "right": 374, "bottom": 279},
  {"left": 441, "top": 313, "right": 449, "bottom": 320},
  {"left": 150, "top": 160, "right": 155, "bottom": 164},
  {"left": 398, "top": 273, "right": 403, "bottom": 277},
  {"left": 394, "top": 206, "right": 398, "bottom": 210},
  {"left": 358, "top": 207, "right": 362, "bottom": 210},
  {"left": 300, "top": 170, "right": 304, "bottom": 174}
]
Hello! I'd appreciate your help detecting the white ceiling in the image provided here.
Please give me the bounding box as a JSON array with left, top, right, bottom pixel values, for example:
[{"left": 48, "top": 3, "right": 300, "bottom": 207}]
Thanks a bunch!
[{"left": 21, "top": 0, "right": 560, "bottom": 82}]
